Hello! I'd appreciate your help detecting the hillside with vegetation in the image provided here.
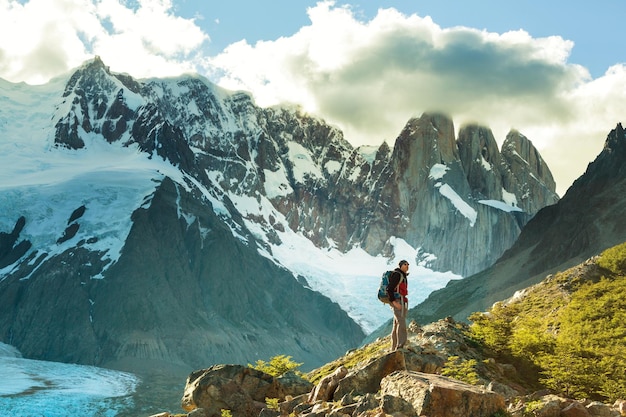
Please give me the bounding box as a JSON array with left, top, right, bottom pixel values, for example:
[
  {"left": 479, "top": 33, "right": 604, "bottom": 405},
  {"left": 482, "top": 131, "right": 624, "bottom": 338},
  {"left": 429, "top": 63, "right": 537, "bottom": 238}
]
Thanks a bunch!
[{"left": 469, "top": 241, "right": 626, "bottom": 402}]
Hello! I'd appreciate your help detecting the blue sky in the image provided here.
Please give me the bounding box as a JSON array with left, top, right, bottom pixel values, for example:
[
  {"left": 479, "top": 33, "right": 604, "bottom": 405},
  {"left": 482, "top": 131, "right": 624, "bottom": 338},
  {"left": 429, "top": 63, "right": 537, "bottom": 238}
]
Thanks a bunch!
[
  {"left": 177, "top": 0, "right": 623, "bottom": 79},
  {"left": 1, "top": 0, "right": 625, "bottom": 196}
]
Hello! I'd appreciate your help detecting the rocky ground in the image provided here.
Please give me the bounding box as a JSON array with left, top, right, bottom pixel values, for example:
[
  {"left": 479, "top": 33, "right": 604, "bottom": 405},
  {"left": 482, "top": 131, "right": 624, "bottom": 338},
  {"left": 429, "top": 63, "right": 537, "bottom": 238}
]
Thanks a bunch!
[{"left": 144, "top": 318, "right": 626, "bottom": 417}]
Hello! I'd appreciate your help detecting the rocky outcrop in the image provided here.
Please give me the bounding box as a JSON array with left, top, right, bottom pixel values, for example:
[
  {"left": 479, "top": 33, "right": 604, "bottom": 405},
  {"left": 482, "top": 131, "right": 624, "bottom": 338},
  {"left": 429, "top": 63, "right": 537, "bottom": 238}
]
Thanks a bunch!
[
  {"left": 0, "top": 216, "right": 31, "bottom": 269},
  {"left": 508, "top": 394, "right": 624, "bottom": 417},
  {"left": 180, "top": 364, "right": 290, "bottom": 416},
  {"left": 381, "top": 371, "right": 505, "bottom": 417},
  {"left": 308, "top": 365, "right": 348, "bottom": 402},
  {"left": 179, "top": 356, "right": 505, "bottom": 417}
]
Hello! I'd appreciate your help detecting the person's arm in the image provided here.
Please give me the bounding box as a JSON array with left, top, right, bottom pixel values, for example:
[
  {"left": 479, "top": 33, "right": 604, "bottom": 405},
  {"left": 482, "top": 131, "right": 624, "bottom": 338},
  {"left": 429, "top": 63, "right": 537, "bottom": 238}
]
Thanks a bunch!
[{"left": 387, "top": 271, "right": 401, "bottom": 308}]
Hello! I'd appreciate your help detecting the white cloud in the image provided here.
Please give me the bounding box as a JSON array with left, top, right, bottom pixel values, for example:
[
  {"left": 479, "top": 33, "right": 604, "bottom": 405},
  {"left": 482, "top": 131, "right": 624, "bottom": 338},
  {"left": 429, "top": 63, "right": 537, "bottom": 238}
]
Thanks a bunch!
[
  {"left": 207, "top": 2, "right": 586, "bottom": 139},
  {"left": 0, "top": 0, "right": 208, "bottom": 83}
]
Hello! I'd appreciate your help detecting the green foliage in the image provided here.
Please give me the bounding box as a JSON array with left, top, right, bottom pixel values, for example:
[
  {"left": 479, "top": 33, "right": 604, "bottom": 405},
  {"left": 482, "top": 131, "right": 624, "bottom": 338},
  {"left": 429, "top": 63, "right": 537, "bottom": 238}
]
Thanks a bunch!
[
  {"left": 508, "top": 317, "right": 554, "bottom": 360},
  {"left": 469, "top": 302, "right": 520, "bottom": 353},
  {"left": 598, "top": 241, "right": 626, "bottom": 275},
  {"left": 248, "top": 354, "right": 303, "bottom": 377},
  {"left": 265, "top": 397, "right": 280, "bottom": 411},
  {"left": 545, "top": 277, "right": 626, "bottom": 399},
  {"left": 537, "top": 342, "right": 599, "bottom": 398},
  {"left": 441, "top": 355, "right": 480, "bottom": 385},
  {"left": 469, "top": 242, "right": 626, "bottom": 402},
  {"left": 220, "top": 409, "right": 232, "bottom": 417},
  {"left": 522, "top": 400, "right": 544, "bottom": 416}
]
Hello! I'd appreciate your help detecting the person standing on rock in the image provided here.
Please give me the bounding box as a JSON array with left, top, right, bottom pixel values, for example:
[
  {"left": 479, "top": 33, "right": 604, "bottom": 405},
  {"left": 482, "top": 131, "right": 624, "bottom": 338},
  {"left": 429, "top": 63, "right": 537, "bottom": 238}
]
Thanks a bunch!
[{"left": 387, "top": 260, "right": 409, "bottom": 350}]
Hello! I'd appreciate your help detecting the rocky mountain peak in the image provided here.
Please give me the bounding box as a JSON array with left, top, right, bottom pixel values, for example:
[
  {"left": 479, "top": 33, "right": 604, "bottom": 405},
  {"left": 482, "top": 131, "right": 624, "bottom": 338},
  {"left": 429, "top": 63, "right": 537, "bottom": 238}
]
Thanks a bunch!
[
  {"left": 572, "top": 123, "right": 626, "bottom": 190},
  {"left": 457, "top": 123, "right": 503, "bottom": 200},
  {"left": 503, "top": 129, "right": 556, "bottom": 188},
  {"left": 380, "top": 113, "right": 559, "bottom": 275},
  {"left": 396, "top": 113, "right": 458, "bottom": 165}
]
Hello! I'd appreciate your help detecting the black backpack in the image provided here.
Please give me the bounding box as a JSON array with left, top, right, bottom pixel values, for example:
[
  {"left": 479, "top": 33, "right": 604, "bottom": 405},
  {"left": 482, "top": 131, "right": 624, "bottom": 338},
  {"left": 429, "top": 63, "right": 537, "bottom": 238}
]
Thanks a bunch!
[{"left": 377, "top": 270, "right": 401, "bottom": 304}]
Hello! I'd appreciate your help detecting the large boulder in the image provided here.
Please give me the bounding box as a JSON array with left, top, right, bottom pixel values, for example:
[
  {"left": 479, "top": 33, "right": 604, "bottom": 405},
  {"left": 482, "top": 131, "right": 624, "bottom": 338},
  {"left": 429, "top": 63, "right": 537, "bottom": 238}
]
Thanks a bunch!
[
  {"left": 308, "top": 365, "right": 348, "bottom": 402},
  {"left": 332, "top": 350, "right": 405, "bottom": 400},
  {"left": 331, "top": 347, "right": 446, "bottom": 401},
  {"left": 181, "top": 364, "right": 287, "bottom": 417},
  {"left": 380, "top": 370, "right": 505, "bottom": 417}
]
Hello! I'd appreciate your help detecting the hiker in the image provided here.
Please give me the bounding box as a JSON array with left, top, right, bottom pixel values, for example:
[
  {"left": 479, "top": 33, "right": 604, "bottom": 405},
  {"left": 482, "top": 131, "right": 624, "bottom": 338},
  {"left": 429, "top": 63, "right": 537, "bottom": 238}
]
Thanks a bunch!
[{"left": 387, "top": 259, "right": 409, "bottom": 350}]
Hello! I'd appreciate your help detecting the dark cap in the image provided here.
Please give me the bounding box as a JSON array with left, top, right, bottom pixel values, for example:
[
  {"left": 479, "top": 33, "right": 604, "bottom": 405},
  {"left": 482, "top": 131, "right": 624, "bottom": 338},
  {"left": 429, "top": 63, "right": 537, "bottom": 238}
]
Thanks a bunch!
[{"left": 399, "top": 260, "right": 409, "bottom": 267}]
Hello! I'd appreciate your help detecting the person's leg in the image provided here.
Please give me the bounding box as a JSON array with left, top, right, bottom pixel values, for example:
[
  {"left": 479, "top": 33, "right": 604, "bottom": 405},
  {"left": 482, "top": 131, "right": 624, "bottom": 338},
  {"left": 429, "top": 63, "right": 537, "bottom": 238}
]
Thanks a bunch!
[
  {"left": 391, "top": 308, "right": 401, "bottom": 350},
  {"left": 397, "top": 306, "right": 407, "bottom": 348}
]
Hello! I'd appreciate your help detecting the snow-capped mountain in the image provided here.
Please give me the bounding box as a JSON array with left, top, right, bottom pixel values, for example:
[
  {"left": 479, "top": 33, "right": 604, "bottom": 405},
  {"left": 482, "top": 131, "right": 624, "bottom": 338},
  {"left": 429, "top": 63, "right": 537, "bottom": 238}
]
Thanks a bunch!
[{"left": 0, "top": 57, "right": 558, "bottom": 374}]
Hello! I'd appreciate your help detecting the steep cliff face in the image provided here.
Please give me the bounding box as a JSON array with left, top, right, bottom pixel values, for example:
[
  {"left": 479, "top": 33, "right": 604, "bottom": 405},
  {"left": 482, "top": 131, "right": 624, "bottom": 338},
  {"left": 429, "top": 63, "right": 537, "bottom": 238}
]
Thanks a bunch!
[
  {"left": 356, "top": 113, "right": 559, "bottom": 275},
  {"left": 501, "top": 130, "right": 558, "bottom": 214},
  {"left": 0, "top": 177, "right": 364, "bottom": 372}
]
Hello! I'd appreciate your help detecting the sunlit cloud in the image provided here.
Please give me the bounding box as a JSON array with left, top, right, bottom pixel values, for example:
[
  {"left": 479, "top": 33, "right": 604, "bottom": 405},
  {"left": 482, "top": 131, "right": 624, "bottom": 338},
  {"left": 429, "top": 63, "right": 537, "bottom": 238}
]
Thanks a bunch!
[{"left": 0, "top": 0, "right": 208, "bottom": 83}]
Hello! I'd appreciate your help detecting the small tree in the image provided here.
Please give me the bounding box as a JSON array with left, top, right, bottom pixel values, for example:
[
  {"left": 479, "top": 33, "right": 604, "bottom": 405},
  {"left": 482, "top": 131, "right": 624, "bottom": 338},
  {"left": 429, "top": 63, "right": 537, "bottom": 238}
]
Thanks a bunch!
[
  {"left": 265, "top": 397, "right": 280, "bottom": 411},
  {"left": 249, "top": 354, "right": 303, "bottom": 377},
  {"left": 441, "top": 356, "right": 480, "bottom": 385},
  {"left": 537, "top": 342, "right": 597, "bottom": 398}
]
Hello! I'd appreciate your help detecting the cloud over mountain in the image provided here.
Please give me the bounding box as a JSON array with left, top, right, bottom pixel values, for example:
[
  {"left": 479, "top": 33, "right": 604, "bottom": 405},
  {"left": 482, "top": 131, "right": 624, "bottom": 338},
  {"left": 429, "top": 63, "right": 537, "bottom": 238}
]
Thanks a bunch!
[{"left": 1, "top": 1, "right": 625, "bottom": 195}]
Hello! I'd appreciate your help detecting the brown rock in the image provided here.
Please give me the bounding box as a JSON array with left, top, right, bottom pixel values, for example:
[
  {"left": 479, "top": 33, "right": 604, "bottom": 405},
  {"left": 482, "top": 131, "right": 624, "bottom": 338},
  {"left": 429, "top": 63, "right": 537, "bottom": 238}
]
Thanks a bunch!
[
  {"left": 561, "top": 402, "right": 591, "bottom": 417},
  {"left": 381, "top": 370, "right": 505, "bottom": 417},
  {"left": 181, "top": 364, "right": 286, "bottom": 417},
  {"left": 333, "top": 350, "right": 405, "bottom": 400},
  {"left": 535, "top": 399, "right": 562, "bottom": 417},
  {"left": 308, "top": 365, "right": 348, "bottom": 402},
  {"left": 277, "top": 370, "right": 314, "bottom": 397},
  {"left": 586, "top": 401, "right": 620, "bottom": 417}
]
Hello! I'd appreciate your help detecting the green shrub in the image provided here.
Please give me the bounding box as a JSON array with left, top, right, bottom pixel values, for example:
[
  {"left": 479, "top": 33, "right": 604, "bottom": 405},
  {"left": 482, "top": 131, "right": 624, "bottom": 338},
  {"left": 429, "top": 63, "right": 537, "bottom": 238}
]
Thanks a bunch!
[
  {"left": 522, "top": 400, "right": 544, "bottom": 417},
  {"left": 249, "top": 354, "right": 303, "bottom": 377},
  {"left": 598, "top": 241, "right": 626, "bottom": 275},
  {"left": 469, "top": 302, "right": 520, "bottom": 354},
  {"left": 441, "top": 355, "right": 480, "bottom": 385},
  {"left": 265, "top": 397, "right": 280, "bottom": 411}
]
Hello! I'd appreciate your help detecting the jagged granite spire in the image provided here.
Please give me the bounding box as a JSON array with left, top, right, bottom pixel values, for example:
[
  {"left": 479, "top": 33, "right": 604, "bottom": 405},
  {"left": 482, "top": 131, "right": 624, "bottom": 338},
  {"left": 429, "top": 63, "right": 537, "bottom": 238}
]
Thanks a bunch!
[{"left": 401, "top": 122, "right": 626, "bottom": 327}]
